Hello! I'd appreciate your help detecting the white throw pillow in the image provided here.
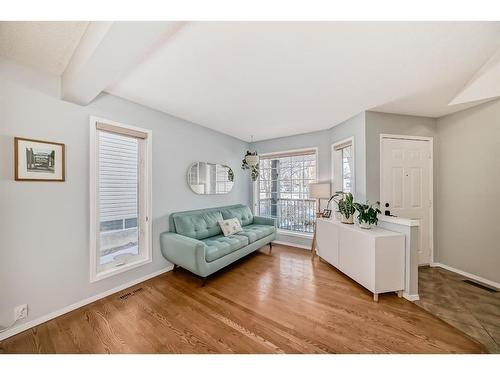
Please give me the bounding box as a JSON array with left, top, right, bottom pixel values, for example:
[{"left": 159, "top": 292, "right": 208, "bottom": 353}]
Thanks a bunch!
[{"left": 219, "top": 218, "right": 242, "bottom": 236}]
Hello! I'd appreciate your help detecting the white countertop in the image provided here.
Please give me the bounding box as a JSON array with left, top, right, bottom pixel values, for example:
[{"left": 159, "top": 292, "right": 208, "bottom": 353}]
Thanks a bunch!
[
  {"left": 378, "top": 215, "right": 420, "bottom": 227},
  {"left": 317, "top": 217, "right": 405, "bottom": 237}
]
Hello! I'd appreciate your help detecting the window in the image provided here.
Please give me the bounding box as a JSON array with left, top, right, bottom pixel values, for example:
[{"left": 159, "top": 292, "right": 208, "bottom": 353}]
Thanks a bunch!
[
  {"left": 90, "top": 117, "right": 152, "bottom": 282},
  {"left": 332, "top": 137, "right": 354, "bottom": 195},
  {"left": 258, "top": 149, "right": 317, "bottom": 234}
]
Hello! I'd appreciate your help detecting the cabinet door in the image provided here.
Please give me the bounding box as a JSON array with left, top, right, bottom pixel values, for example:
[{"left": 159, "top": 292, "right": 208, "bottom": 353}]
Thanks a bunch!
[
  {"left": 339, "top": 229, "right": 372, "bottom": 290},
  {"left": 316, "top": 220, "right": 339, "bottom": 266}
]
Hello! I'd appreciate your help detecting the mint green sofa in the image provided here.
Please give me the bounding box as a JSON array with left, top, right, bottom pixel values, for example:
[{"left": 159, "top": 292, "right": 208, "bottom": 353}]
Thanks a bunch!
[{"left": 160, "top": 204, "right": 276, "bottom": 281}]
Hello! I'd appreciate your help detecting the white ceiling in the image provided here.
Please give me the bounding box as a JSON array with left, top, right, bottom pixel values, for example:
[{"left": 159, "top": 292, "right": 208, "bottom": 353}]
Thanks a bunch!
[
  {"left": 0, "top": 21, "right": 88, "bottom": 75},
  {"left": 107, "top": 22, "right": 500, "bottom": 141},
  {"left": 2, "top": 21, "right": 500, "bottom": 142}
]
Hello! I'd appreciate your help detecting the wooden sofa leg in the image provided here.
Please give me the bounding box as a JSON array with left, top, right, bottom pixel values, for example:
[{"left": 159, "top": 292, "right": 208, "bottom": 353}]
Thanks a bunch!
[
  {"left": 269, "top": 242, "right": 273, "bottom": 254},
  {"left": 201, "top": 277, "right": 207, "bottom": 287}
]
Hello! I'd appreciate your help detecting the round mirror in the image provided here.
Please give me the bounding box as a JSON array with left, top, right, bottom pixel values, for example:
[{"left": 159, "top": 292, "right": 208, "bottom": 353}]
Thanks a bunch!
[{"left": 187, "top": 162, "right": 234, "bottom": 195}]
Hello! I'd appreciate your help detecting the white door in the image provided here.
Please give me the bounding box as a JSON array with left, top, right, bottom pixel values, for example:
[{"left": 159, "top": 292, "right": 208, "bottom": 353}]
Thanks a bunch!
[{"left": 380, "top": 137, "right": 432, "bottom": 265}]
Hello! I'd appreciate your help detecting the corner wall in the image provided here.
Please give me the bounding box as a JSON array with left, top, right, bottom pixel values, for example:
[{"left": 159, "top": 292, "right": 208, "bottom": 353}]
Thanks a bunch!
[
  {"left": 0, "top": 59, "right": 251, "bottom": 336},
  {"left": 252, "top": 112, "right": 366, "bottom": 246},
  {"left": 435, "top": 99, "right": 500, "bottom": 283}
]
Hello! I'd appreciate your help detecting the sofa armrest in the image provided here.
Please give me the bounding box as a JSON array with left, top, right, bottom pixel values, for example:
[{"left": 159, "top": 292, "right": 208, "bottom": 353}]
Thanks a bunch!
[
  {"left": 253, "top": 215, "right": 277, "bottom": 227},
  {"left": 160, "top": 232, "right": 208, "bottom": 275}
]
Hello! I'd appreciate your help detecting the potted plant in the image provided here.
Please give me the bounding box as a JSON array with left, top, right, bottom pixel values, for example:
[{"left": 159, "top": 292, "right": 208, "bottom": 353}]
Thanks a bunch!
[
  {"left": 353, "top": 201, "right": 381, "bottom": 229},
  {"left": 332, "top": 192, "right": 356, "bottom": 224},
  {"left": 241, "top": 151, "right": 259, "bottom": 181}
]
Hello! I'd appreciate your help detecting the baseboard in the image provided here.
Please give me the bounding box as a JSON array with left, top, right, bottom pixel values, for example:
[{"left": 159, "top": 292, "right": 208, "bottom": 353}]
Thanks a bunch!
[
  {"left": 403, "top": 292, "right": 420, "bottom": 301},
  {"left": 430, "top": 262, "right": 500, "bottom": 290},
  {"left": 0, "top": 265, "right": 173, "bottom": 342},
  {"left": 276, "top": 229, "right": 313, "bottom": 239},
  {"left": 272, "top": 240, "right": 311, "bottom": 251}
]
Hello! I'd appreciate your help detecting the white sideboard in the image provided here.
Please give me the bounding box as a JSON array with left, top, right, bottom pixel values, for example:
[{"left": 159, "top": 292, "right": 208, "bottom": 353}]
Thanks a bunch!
[{"left": 316, "top": 218, "right": 405, "bottom": 302}]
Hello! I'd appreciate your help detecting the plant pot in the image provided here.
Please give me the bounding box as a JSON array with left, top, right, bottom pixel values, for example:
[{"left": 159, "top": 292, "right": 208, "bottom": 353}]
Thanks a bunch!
[
  {"left": 245, "top": 154, "right": 259, "bottom": 167},
  {"left": 359, "top": 222, "right": 372, "bottom": 229},
  {"left": 341, "top": 214, "right": 354, "bottom": 224}
]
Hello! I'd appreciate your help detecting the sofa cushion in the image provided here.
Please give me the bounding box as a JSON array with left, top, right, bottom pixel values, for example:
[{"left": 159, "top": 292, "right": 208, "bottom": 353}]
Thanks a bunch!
[
  {"left": 237, "top": 224, "right": 276, "bottom": 243},
  {"left": 220, "top": 205, "right": 253, "bottom": 226},
  {"left": 202, "top": 234, "right": 249, "bottom": 262},
  {"left": 218, "top": 218, "right": 242, "bottom": 236},
  {"left": 173, "top": 210, "right": 223, "bottom": 240}
]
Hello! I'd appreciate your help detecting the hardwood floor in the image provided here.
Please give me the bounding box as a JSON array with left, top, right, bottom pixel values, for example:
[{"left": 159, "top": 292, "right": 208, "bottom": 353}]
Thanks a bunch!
[{"left": 0, "top": 245, "right": 487, "bottom": 353}]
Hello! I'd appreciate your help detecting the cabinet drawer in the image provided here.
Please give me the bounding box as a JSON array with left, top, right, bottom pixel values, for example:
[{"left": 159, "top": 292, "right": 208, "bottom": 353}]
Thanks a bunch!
[
  {"left": 339, "top": 228, "right": 372, "bottom": 290},
  {"left": 317, "top": 219, "right": 339, "bottom": 266}
]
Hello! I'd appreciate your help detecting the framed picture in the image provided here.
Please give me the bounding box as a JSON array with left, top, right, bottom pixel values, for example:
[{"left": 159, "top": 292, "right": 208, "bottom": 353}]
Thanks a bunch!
[
  {"left": 322, "top": 209, "right": 332, "bottom": 218},
  {"left": 14, "top": 137, "right": 65, "bottom": 181}
]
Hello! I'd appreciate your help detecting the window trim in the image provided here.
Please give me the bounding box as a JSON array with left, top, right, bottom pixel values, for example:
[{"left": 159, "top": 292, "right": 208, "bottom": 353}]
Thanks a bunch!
[
  {"left": 331, "top": 137, "right": 355, "bottom": 197},
  {"left": 258, "top": 146, "right": 319, "bottom": 178},
  {"left": 89, "top": 116, "right": 153, "bottom": 283},
  {"left": 254, "top": 146, "right": 318, "bottom": 233}
]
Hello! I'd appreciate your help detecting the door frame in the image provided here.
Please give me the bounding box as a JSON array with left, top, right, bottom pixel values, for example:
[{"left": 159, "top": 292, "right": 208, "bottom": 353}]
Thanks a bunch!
[{"left": 379, "top": 134, "right": 434, "bottom": 264}]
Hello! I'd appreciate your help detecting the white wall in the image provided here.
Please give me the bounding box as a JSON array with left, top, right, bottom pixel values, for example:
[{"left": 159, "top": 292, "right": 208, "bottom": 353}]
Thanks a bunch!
[
  {"left": 0, "top": 59, "right": 251, "bottom": 334},
  {"left": 365, "top": 111, "right": 437, "bottom": 203},
  {"left": 435, "top": 99, "right": 500, "bottom": 283}
]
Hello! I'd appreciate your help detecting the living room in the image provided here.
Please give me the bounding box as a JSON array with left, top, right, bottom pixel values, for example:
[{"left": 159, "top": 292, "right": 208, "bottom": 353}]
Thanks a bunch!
[{"left": 1, "top": 1, "right": 499, "bottom": 371}]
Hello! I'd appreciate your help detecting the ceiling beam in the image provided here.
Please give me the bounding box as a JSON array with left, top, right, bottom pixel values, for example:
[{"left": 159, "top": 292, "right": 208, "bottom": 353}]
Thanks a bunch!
[
  {"left": 61, "top": 21, "right": 185, "bottom": 105},
  {"left": 449, "top": 47, "right": 500, "bottom": 106}
]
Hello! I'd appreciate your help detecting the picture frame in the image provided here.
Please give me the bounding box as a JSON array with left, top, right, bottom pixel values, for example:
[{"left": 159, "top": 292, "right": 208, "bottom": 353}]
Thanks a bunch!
[
  {"left": 14, "top": 137, "right": 65, "bottom": 182},
  {"left": 322, "top": 209, "right": 332, "bottom": 218}
]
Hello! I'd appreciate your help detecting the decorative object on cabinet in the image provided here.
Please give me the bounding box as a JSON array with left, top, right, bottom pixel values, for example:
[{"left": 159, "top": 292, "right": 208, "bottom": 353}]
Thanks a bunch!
[
  {"left": 187, "top": 162, "right": 234, "bottom": 194},
  {"left": 330, "top": 191, "right": 355, "bottom": 224},
  {"left": 14, "top": 137, "right": 65, "bottom": 181},
  {"left": 321, "top": 209, "right": 332, "bottom": 218},
  {"left": 309, "top": 183, "right": 331, "bottom": 258},
  {"left": 353, "top": 201, "right": 382, "bottom": 229}
]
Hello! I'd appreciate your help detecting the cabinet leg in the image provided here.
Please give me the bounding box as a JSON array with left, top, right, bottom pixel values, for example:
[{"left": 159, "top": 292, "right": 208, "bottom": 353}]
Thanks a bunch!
[
  {"left": 397, "top": 290, "right": 403, "bottom": 298},
  {"left": 373, "top": 293, "right": 379, "bottom": 302}
]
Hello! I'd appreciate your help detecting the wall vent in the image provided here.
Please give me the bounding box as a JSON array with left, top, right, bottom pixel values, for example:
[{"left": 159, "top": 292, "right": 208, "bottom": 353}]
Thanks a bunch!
[
  {"left": 119, "top": 287, "right": 144, "bottom": 300},
  {"left": 462, "top": 279, "right": 498, "bottom": 293}
]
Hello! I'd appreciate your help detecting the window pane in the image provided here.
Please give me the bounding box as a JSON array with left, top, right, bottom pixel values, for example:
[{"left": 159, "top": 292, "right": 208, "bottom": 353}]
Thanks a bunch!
[
  {"left": 258, "top": 151, "right": 316, "bottom": 233},
  {"left": 342, "top": 145, "right": 353, "bottom": 193},
  {"left": 98, "top": 131, "right": 139, "bottom": 266}
]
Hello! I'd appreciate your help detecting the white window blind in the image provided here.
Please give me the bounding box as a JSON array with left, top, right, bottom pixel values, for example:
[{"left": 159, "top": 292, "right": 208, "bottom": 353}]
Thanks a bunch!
[
  {"left": 90, "top": 117, "right": 152, "bottom": 282},
  {"left": 98, "top": 131, "right": 139, "bottom": 229}
]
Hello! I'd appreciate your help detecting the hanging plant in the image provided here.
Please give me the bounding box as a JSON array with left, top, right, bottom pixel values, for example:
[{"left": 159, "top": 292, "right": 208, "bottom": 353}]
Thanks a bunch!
[{"left": 241, "top": 151, "right": 259, "bottom": 181}]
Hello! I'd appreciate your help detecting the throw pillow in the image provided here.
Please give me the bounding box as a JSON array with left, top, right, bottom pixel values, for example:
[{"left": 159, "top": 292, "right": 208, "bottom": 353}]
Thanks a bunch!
[{"left": 218, "top": 218, "right": 242, "bottom": 236}]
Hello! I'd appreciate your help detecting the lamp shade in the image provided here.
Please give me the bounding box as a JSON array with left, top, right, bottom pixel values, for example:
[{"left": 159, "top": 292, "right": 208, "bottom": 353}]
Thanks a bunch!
[{"left": 309, "top": 183, "right": 330, "bottom": 199}]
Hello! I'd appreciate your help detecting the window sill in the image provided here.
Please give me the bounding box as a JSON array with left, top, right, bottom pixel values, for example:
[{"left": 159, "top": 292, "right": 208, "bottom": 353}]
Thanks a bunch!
[
  {"left": 277, "top": 229, "right": 313, "bottom": 239},
  {"left": 91, "top": 257, "right": 152, "bottom": 283}
]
